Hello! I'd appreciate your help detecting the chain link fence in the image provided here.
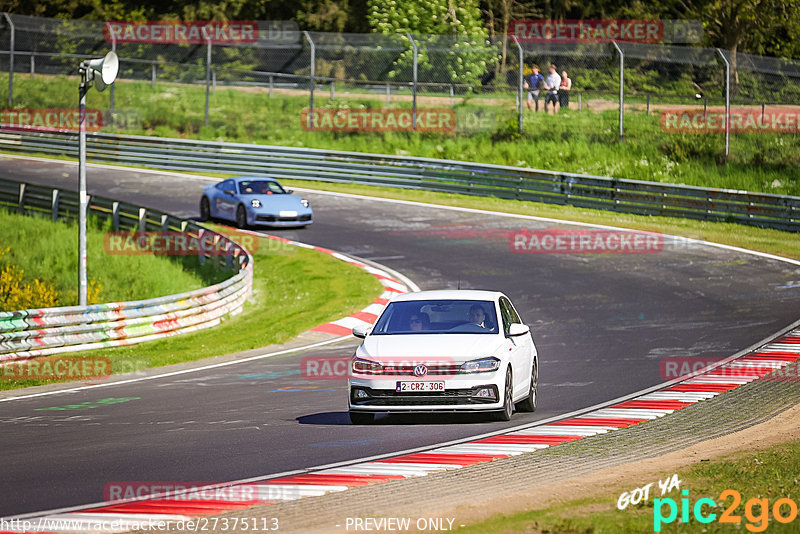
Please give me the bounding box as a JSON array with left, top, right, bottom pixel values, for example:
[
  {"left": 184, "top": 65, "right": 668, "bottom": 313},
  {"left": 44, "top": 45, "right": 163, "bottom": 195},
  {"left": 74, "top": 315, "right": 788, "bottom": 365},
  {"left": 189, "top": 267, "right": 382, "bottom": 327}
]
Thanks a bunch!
[{"left": 0, "top": 13, "right": 798, "bottom": 158}]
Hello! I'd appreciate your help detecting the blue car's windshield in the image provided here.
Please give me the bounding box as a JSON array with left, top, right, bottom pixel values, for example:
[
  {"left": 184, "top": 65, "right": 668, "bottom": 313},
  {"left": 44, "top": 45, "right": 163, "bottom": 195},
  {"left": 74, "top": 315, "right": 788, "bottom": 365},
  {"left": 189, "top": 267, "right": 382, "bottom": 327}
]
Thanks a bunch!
[
  {"left": 238, "top": 180, "right": 286, "bottom": 195},
  {"left": 372, "top": 300, "right": 499, "bottom": 335}
]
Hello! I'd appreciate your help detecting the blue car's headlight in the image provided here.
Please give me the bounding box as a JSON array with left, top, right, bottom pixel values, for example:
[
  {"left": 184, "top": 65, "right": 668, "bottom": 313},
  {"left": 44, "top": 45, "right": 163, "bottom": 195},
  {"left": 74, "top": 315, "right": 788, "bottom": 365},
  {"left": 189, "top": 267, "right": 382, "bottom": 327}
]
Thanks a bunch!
[
  {"left": 459, "top": 357, "right": 500, "bottom": 373},
  {"left": 251, "top": 199, "right": 261, "bottom": 208},
  {"left": 301, "top": 199, "right": 310, "bottom": 208}
]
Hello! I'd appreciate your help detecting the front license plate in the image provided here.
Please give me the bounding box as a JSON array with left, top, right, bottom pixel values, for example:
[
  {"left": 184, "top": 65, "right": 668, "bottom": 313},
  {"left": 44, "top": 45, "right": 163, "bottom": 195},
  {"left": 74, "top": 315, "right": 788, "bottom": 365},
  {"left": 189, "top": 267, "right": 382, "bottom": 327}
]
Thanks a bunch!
[
  {"left": 396, "top": 381, "right": 445, "bottom": 393},
  {"left": 279, "top": 210, "right": 298, "bottom": 217}
]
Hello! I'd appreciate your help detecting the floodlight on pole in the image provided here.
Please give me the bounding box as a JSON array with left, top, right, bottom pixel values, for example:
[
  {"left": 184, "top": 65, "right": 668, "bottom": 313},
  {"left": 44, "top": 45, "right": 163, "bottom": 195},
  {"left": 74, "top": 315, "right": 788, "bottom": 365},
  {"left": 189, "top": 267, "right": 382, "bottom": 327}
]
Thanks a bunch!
[{"left": 77, "top": 51, "right": 118, "bottom": 306}]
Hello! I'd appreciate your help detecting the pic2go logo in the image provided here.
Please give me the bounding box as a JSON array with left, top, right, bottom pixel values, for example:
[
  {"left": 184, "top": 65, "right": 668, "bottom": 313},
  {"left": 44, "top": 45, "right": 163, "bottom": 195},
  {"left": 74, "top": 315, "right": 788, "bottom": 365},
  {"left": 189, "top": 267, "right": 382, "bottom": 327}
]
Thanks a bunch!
[{"left": 654, "top": 489, "right": 799, "bottom": 532}]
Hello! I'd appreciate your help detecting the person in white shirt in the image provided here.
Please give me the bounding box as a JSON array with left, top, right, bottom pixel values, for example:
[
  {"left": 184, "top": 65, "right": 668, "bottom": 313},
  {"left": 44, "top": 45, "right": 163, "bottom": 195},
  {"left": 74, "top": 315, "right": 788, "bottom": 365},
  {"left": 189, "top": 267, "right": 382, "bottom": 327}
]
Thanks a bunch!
[{"left": 543, "top": 64, "right": 562, "bottom": 114}]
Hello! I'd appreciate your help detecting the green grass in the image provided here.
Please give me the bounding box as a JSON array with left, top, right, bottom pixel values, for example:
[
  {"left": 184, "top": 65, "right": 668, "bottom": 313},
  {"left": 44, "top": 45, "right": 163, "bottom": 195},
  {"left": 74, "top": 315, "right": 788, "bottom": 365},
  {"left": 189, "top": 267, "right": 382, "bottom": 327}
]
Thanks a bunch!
[
  {"left": 0, "top": 227, "right": 384, "bottom": 390},
  {"left": 4, "top": 73, "right": 799, "bottom": 196},
  {"left": 0, "top": 209, "right": 225, "bottom": 307},
  {"left": 454, "top": 437, "right": 800, "bottom": 533}
]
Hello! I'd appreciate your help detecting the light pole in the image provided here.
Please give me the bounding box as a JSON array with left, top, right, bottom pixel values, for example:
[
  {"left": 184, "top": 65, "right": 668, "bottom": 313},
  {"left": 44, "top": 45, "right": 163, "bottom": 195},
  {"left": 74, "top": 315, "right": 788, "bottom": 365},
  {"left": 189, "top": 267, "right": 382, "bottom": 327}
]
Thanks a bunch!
[{"left": 77, "top": 51, "right": 119, "bottom": 306}]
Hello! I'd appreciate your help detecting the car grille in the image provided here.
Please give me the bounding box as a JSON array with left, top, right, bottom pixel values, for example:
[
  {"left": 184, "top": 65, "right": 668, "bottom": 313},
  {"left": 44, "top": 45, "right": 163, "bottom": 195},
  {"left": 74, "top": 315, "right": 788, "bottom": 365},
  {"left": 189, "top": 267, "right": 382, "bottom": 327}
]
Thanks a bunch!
[
  {"left": 364, "top": 364, "right": 463, "bottom": 376},
  {"left": 256, "top": 214, "right": 312, "bottom": 222},
  {"left": 351, "top": 386, "right": 497, "bottom": 406}
]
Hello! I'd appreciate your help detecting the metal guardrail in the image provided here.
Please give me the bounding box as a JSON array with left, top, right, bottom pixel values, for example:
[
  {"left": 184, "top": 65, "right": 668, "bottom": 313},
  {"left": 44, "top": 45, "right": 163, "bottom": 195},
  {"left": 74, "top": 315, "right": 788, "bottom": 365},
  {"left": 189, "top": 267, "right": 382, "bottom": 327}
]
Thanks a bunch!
[
  {"left": 0, "top": 176, "right": 253, "bottom": 361},
  {"left": 0, "top": 130, "right": 798, "bottom": 232}
]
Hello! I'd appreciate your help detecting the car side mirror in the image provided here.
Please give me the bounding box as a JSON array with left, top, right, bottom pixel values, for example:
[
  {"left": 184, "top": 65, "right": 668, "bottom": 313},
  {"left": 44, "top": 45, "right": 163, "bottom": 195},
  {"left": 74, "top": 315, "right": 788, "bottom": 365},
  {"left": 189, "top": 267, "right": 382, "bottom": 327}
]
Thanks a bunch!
[
  {"left": 508, "top": 323, "right": 530, "bottom": 337},
  {"left": 224, "top": 190, "right": 235, "bottom": 196},
  {"left": 286, "top": 189, "right": 293, "bottom": 194},
  {"left": 353, "top": 325, "right": 371, "bottom": 339}
]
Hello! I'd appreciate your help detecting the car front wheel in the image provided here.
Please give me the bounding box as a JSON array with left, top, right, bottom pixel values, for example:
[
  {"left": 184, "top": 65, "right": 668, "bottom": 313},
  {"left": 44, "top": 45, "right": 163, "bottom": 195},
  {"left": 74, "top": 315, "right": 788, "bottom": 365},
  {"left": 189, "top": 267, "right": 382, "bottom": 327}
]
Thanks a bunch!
[
  {"left": 492, "top": 367, "right": 514, "bottom": 421},
  {"left": 516, "top": 358, "right": 538, "bottom": 412}
]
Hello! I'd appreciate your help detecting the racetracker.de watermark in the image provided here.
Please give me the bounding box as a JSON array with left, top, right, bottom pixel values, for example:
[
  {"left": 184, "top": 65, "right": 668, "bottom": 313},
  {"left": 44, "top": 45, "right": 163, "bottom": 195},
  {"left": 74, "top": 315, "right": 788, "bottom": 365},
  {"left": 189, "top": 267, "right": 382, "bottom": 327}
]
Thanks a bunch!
[
  {"left": 0, "top": 108, "right": 103, "bottom": 133},
  {"left": 300, "top": 108, "right": 456, "bottom": 133},
  {"left": 660, "top": 107, "right": 800, "bottom": 133},
  {"left": 104, "top": 20, "right": 258, "bottom": 44},
  {"left": 510, "top": 229, "right": 664, "bottom": 254},
  {"left": 510, "top": 19, "right": 663, "bottom": 43},
  {"left": 660, "top": 357, "right": 799, "bottom": 381},
  {"left": 1, "top": 357, "right": 111, "bottom": 381},
  {"left": 103, "top": 231, "right": 259, "bottom": 255}
]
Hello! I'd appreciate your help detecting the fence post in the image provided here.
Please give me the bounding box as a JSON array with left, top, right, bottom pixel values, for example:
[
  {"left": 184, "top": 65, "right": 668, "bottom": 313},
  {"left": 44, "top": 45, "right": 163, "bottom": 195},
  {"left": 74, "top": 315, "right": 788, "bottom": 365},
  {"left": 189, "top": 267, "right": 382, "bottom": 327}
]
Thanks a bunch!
[
  {"left": 269, "top": 75, "right": 273, "bottom": 97},
  {"left": 303, "top": 31, "right": 315, "bottom": 131},
  {"left": 646, "top": 94, "right": 650, "bottom": 115},
  {"left": 3, "top": 13, "right": 14, "bottom": 106},
  {"left": 330, "top": 80, "right": 335, "bottom": 99},
  {"left": 611, "top": 41, "right": 624, "bottom": 139},
  {"left": 30, "top": 54, "right": 34, "bottom": 78},
  {"left": 578, "top": 91, "right": 582, "bottom": 111},
  {"left": 512, "top": 36, "right": 524, "bottom": 134},
  {"left": 205, "top": 39, "right": 211, "bottom": 126},
  {"left": 449, "top": 84, "right": 454, "bottom": 105},
  {"left": 407, "top": 33, "right": 418, "bottom": 130},
  {"left": 386, "top": 83, "right": 390, "bottom": 106},
  {"left": 212, "top": 68, "right": 216, "bottom": 94},
  {"left": 716, "top": 48, "right": 730, "bottom": 160},
  {"left": 151, "top": 63, "right": 156, "bottom": 88}
]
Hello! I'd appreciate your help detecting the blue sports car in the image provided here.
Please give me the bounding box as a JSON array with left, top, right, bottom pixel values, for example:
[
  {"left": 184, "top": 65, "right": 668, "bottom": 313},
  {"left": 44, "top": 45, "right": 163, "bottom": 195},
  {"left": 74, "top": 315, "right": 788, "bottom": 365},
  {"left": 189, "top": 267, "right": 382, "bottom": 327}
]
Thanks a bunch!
[{"left": 200, "top": 176, "right": 313, "bottom": 228}]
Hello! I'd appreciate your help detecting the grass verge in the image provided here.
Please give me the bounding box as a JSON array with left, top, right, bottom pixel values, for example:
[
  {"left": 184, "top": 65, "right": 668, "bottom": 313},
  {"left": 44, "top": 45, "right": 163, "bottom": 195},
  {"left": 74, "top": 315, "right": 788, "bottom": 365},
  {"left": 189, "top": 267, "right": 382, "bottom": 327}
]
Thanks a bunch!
[
  {"left": 0, "top": 209, "right": 225, "bottom": 307},
  {"left": 454, "top": 436, "right": 800, "bottom": 533},
  {"left": 0, "top": 226, "right": 384, "bottom": 391}
]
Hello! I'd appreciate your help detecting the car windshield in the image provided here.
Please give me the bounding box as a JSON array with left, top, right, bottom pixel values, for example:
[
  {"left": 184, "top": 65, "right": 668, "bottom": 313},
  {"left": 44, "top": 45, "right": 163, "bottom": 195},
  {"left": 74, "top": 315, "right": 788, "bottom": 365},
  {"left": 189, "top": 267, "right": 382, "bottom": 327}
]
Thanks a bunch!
[
  {"left": 238, "top": 180, "right": 286, "bottom": 195},
  {"left": 371, "top": 300, "right": 499, "bottom": 335}
]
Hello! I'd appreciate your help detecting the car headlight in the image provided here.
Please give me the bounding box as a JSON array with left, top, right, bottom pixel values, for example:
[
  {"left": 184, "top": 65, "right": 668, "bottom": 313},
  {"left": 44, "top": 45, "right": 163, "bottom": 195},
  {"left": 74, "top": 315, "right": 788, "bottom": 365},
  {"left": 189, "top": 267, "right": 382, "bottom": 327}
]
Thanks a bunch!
[
  {"left": 251, "top": 199, "right": 261, "bottom": 208},
  {"left": 459, "top": 357, "right": 501, "bottom": 373},
  {"left": 352, "top": 358, "right": 382, "bottom": 374},
  {"left": 301, "top": 199, "right": 310, "bottom": 208}
]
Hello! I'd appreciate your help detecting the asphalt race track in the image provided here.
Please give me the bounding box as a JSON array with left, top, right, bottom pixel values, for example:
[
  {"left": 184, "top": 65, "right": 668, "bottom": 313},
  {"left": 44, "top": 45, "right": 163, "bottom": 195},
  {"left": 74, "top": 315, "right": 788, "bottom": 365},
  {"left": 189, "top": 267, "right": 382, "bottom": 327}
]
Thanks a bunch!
[{"left": 1, "top": 156, "right": 799, "bottom": 517}]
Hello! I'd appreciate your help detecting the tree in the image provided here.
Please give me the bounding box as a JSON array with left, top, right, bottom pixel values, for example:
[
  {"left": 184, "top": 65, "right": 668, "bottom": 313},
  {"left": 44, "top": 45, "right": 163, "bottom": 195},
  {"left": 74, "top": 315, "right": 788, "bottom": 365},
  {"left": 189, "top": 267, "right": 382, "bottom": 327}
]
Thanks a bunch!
[{"left": 367, "top": 0, "right": 492, "bottom": 85}]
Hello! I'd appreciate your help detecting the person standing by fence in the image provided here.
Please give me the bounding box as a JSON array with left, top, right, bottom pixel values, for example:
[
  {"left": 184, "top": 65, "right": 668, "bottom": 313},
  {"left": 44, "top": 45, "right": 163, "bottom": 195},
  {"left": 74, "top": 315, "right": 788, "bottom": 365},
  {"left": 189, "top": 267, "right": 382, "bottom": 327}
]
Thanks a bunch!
[
  {"left": 559, "top": 70, "right": 572, "bottom": 111},
  {"left": 544, "top": 64, "right": 562, "bottom": 114},
  {"left": 523, "top": 64, "right": 545, "bottom": 112}
]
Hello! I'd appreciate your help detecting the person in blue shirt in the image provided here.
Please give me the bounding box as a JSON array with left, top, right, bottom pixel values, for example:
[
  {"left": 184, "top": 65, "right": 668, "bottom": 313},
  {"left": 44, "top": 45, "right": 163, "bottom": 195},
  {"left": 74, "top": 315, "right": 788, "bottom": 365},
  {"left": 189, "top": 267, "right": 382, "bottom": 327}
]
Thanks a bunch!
[{"left": 523, "top": 64, "right": 545, "bottom": 112}]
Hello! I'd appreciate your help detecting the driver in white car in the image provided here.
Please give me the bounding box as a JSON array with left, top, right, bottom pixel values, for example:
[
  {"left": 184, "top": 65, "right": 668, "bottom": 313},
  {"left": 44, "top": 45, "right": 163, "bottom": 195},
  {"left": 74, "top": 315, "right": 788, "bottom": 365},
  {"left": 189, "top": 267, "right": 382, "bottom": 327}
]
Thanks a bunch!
[{"left": 467, "top": 304, "right": 486, "bottom": 328}]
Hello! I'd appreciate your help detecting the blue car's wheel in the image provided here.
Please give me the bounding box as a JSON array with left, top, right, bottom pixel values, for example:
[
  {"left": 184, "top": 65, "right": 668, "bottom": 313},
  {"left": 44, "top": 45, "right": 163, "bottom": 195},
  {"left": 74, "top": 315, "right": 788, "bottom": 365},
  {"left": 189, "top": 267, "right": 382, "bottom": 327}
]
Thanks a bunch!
[
  {"left": 236, "top": 204, "right": 248, "bottom": 229},
  {"left": 199, "top": 197, "right": 211, "bottom": 222}
]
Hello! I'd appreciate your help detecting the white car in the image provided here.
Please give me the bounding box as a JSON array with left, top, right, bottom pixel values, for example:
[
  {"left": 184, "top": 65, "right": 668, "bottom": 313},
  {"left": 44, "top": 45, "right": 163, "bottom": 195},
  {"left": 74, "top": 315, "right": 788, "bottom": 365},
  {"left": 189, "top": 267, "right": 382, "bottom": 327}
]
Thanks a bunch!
[{"left": 348, "top": 290, "right": 538, "bottom": 424}]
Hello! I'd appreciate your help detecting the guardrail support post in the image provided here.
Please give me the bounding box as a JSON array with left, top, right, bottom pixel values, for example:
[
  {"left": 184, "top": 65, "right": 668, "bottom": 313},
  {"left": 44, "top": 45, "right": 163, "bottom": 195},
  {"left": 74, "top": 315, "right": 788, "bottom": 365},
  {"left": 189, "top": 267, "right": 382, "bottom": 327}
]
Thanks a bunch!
[
  {"left": 112, "top": 201, "right": 120, "bottom": 230},
  {"left": 716, "top": 48, "right": 730, "bottom": 160},
  {"left": 4, "top": 13, "right": 15, "bottom": 106},
  {"left": 197, "top": 228, "right": 206, "bottom": 265},
  {"left": 407, "top": 33, "right": 418, "bottom": 130},
  {"left": 138, "top": 207, "right": 147, "bottom": 232},
  {"left": 51, "top": 189, "right": 60, "bottom": 221},
  {"left": 512, "top": 36, "right": 524, "bottom": 134},
  {"left": 303, "top": 31, "right": 315, "bottom": 131},
  {"left": 612, "top": 41, "right": 624, "bottom": 140},
  {"left": 17, "top": 182, "right": 25, "bottom": 213},
  {"left": 161, "top": 214, "right": 169, "bottom": 232}
]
